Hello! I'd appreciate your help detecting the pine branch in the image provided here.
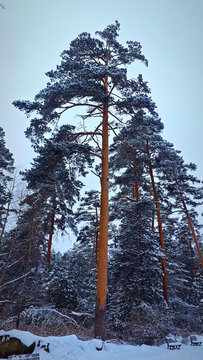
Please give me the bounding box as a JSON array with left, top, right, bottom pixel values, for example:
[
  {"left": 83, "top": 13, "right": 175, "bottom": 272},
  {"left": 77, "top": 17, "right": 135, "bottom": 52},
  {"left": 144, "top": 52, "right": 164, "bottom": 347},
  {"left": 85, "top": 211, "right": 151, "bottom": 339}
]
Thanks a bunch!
[{"left": 89, "top": 151, "right": 102, "bottom": 160}]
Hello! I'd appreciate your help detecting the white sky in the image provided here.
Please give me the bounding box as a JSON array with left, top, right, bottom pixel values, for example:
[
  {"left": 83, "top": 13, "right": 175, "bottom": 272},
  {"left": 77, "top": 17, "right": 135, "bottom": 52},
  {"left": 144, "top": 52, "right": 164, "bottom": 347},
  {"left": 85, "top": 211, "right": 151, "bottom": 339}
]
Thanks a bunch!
[{"left": 0, "top": 0, "right": 202, "bottom": 249}]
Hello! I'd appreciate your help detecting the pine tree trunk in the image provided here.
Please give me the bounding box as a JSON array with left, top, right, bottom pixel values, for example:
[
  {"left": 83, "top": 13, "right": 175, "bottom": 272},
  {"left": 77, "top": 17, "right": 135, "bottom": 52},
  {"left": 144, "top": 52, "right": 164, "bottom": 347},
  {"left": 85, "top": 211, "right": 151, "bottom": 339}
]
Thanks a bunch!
[
  {"left": 146, "top": 140, "right": 168, "bottom": 302},
  {"left": 94, "top": 74, "right": 109, "bottom": 340},
  {"left": 181, "top": 197, "right": 203, "bottom": 267}
]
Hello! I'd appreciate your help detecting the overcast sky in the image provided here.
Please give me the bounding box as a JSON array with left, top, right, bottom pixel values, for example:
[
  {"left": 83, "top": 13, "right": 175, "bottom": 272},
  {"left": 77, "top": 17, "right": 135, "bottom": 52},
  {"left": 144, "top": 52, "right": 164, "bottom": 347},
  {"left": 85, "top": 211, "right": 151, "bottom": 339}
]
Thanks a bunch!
[{"left": 0, "top": 0, "right": 202, "bottom": 249}]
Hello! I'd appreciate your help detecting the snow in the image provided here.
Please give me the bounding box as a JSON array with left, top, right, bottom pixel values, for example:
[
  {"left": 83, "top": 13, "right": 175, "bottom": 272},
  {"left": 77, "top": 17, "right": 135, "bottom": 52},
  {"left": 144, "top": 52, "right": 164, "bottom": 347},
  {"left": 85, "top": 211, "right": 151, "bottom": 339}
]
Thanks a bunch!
[
  {"left": 0, "top": 330, "right": 202, "bottom": 360},
  {"left": 71, "top": 311, "right": 94, "bottom": 317}
]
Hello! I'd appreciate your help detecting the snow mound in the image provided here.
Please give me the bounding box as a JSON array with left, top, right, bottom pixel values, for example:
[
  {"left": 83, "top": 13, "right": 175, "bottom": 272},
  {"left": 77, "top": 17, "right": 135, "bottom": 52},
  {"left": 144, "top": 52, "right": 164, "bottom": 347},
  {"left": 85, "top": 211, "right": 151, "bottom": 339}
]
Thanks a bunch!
[{"left": 0, "top": 330, "right": 202, "bottom": 360}]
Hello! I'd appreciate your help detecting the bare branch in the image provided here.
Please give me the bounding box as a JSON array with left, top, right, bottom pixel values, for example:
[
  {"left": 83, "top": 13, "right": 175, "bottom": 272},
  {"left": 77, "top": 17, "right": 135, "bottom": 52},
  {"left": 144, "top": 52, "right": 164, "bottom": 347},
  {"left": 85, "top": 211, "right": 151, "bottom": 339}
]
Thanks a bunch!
[
  {"left": 108, "top": 110, "right": 124, "bottom": 124},
  {"left": 108, "top": 80, "right": 117, "bottom": 97},
  {"left": 108, "top": 122, "right": 132, "bottom": 150},
  {"left": 0, "top": 270, "right": 34, "bottom": 290},
  {"left": 89, "top": 151, "right": 102, "bottom": 160}
]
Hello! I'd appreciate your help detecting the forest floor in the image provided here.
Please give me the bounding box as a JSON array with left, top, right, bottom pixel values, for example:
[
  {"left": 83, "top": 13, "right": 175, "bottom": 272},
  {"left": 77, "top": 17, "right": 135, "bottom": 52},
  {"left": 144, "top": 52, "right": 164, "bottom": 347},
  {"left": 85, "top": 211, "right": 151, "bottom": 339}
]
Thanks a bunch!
[{"left": 0, "top": 329, "right": 202, "bottom": 360}]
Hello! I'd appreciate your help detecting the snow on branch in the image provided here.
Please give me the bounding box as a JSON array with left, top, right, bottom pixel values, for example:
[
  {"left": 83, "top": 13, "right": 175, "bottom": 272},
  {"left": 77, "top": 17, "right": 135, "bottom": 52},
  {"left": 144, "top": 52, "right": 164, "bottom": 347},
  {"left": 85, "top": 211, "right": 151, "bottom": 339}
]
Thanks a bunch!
[
  {"left": 40, "top": 308, "right": 79, "bottom": 327},
  {"left": 7, "top": 255, "right": 26, "bottom": 269},
  {"left": 0, "top": 270, "right": 34, "bottom": 290}
]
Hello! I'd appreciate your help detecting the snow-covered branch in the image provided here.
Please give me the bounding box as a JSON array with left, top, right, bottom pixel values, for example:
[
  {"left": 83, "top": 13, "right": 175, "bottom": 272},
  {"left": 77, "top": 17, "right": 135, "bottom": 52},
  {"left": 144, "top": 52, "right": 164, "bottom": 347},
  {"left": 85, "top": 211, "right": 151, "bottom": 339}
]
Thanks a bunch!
[
  {"left": 40, "top": 308, "right": 79, "bottom": 327},
  {"left": 0, "top": 270, "right": 34, "bottom": 290}
]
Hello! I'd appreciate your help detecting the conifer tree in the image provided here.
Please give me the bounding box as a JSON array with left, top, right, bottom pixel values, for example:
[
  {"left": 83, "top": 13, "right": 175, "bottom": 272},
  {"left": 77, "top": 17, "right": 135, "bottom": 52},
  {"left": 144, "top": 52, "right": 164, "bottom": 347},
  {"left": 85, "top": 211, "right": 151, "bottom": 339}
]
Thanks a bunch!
[
  {"left": 21, "top": 125, "right": 93, "bottom": 263},
  {"left": 152, "top": 139, "right": 203, "bottom": 269},
  {"left": 75, "top": 190, "right": 100, "bottom": 265},
  {"left": 0, "top": 194, "right": 46, "bottom": 325},
  {"left": 110, "top": 109, "right": 170, "bottom": 302},
  {"left": 13, "top": 22, "right": 156, "bottom": 339},
  {"left": 109, "top": 105, "right": 202, "bottom": 321}
]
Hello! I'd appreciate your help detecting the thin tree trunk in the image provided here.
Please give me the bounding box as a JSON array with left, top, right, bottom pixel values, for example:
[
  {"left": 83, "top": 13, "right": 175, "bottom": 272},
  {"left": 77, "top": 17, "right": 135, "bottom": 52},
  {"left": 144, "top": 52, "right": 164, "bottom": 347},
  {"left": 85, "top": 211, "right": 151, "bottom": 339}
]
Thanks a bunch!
[
  {"left": 134, "top": 181, "right": 140, "bottom": 202},
  {"left": 0, "top": 172, "right": 16, "bottom": 242},
  {"left": 94, "top": 73, "right": 109, "bottom": 340},
  {"left": 181, "top": 197, "right": 203, "bottom": 267},
  {"left": 90, "top": 206, "right": 99, "bottom": 266},
  {"left": 95, "top": 206, "right": 99, "bottom": 266},
  {"left": 146, "top": 140, "right": 168, "bottom": 302},
  {"left": 113, "top": 236, "right": 118, "bottom": 293},
  {"left": 178, "top": 264, "right": 182, "bottom": 299},
  {"left": 134, "top": 181, "right": 142, "bottom": 234},
  {"left": 189, "top": 238, "right": 197, "bottom": 279},
  {"left": 133, "top": 172, "right": 143, "bottom": 262},
  {"left": 0, "top": 200, "right": 23, "bottom": 289},
  {"left": 0, "top": 193, "right": 12, "bottom": 242},
  {"left": 152, "top": 210, "right": 155, "bottom": 231},
  {"left": 47, "top": 211, "right": 55, "bottom": 264}
]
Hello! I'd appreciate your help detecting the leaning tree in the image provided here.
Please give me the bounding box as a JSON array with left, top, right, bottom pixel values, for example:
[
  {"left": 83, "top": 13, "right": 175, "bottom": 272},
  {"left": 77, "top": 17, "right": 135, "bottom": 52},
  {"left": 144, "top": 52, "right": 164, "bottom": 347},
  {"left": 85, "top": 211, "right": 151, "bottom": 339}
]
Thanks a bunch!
[{"left": 13, "top": 22, "right": 157, "bottom": 339}]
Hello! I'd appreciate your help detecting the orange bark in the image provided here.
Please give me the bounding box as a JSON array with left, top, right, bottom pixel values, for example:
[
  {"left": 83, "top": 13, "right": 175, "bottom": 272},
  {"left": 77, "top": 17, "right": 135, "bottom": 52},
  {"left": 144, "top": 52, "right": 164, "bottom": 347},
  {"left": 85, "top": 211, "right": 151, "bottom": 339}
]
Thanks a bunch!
[
  {"left": 146, "top": 140, "right": 168, "bottom": 302},
  {"left": 152, "top": 210, "right": 155, "bottom": 231},
  {"left": 181, "top": 197, "right": 203, "bottom": 268},
  {"left": 135, "top": 181, "right": 140, "bottom": 202},
  {"left": 94, "top": 73, "right": 109, "bottom": 340}
]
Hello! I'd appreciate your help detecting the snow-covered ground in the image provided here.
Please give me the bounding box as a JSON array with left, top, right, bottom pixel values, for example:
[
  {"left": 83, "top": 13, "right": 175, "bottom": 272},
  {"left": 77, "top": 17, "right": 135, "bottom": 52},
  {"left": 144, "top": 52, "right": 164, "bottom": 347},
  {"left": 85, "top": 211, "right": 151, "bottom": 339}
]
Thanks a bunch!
[{"left": 0, "top": 329, "right": 202, "bottom": 360}]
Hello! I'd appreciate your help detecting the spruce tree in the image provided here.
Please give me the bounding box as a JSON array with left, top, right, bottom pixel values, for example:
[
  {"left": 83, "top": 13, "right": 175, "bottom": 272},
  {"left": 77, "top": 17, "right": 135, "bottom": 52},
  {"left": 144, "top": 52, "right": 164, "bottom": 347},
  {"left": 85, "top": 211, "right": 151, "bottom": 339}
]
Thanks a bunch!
[{"left": 75, "top": 190, "right": 100, "bottom": 265}]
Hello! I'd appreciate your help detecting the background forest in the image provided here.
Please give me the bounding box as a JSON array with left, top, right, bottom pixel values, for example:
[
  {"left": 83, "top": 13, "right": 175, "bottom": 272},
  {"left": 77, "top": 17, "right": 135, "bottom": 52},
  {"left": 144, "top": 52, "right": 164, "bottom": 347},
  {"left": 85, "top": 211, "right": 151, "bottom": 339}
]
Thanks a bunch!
[{"left": 0, "top": 20, "right": 202, "bottom": 344}]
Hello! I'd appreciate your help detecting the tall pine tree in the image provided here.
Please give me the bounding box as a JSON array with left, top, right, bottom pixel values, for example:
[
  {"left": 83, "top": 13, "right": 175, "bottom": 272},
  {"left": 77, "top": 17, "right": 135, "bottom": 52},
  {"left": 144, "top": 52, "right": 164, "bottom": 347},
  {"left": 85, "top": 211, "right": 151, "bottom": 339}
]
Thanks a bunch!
[{"left": 13, "top": 22, "right": 156, "bottom": 339}]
